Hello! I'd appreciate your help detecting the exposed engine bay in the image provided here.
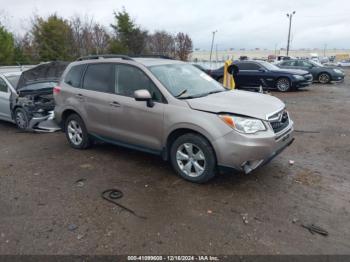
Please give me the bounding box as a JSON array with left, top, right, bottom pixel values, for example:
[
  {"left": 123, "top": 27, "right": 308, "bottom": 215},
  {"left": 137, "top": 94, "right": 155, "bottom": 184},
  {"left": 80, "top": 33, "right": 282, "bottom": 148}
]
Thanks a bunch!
[{"left": 13, "top": 61, "right": 69, "bottom": 132}]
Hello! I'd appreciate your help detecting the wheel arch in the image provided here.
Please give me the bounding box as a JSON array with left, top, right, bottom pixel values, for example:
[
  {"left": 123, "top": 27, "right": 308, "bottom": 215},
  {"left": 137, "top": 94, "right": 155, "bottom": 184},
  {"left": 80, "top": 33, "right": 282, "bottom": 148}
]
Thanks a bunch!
[
  {"left": 61, "top": 109, "right": 81, "bottom": 128},
  {"left": 164, "top": 128, "right": 217, "bottom": 162}
]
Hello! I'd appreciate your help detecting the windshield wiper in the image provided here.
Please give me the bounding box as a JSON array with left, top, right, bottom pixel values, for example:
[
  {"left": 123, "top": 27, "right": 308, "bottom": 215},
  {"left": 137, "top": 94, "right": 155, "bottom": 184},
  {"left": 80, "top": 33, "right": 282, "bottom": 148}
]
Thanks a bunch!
[{"left": 175, "top": 89, "right": 188, "bottom": 98}]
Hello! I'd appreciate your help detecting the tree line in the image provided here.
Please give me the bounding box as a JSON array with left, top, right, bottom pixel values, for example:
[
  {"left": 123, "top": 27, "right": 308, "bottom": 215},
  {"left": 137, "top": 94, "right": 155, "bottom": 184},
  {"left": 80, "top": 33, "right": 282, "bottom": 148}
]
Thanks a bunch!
[{"left": 0, "top": 8, "right": 193, "bottom": 65}]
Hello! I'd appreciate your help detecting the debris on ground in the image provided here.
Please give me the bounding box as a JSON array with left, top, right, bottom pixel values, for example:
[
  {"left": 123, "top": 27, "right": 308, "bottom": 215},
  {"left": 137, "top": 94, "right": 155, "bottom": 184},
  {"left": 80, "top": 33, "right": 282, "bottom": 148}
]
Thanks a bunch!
[
  {"left": 292, "top": 218, "right": 299, "bottom": 224},
  {"left": 302, "top": 224, "right": 329, "bottom": 237},
  {"left": 289, "top": 160, "right": 295, "bottom": 166},
  {"left": 79, "top": 164, "right": 93, "bottom": 169},
  {"left": 207, "top": 210, "right": 213, "bottom": 214},
  {"left": 68, "top": 224, "right": 78, "bottom": 232},
  {"left": 77, "top": 234, "right": 84, "bottom": 240},
  {"left": 242, "top": 213, "right": 249, "bottom": 224},
  {"left": 75, "top": 179, "right": 86, "bottom": 188}
]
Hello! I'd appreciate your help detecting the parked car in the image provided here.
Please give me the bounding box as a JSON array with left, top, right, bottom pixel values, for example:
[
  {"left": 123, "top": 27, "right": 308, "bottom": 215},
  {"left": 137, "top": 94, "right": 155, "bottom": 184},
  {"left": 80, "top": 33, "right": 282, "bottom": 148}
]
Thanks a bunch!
[
  {"left": 0, "top": 61, "right": 68, "bottom": 131},
  {"left": 337, "top": 60, "right": 350, "bottom": 67},
  {"left": 54, "top": 55, "right": 294, "bottom": 183},
  {"left": 277, "top": 59, "right": 345, "bottom": 84},
  {"left": 209, "top": 60, "right": 313, "bottom": 92}
]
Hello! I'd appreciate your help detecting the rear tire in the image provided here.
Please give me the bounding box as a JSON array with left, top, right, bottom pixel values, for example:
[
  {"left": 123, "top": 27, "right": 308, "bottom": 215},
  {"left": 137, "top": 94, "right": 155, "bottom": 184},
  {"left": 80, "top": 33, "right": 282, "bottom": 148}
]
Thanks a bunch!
[
  {"left": 276, "top": 78, "right": 291, "bottom": 92},
  {"left": 318, "top": 73, "right": 331, "bottom": 84},
  {"left": 14, "top": 108, "right": 29, "bottom": 131},
  {"left": 65, "top": 114, "right": 91, "bottom": 149},
  {"left": 170, "top": 133, "right": 216, "bottom": 184}
]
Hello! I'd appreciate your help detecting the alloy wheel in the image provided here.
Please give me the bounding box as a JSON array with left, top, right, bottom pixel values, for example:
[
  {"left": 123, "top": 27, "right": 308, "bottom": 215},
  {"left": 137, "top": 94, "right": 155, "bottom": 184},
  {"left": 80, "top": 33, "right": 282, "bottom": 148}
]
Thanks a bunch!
[
  {"left": 16, "top": 111, "right": 27, "bottom": 129},
  {"left": 176, "top": 143, "right": 206, "bottom": 178},
  {"left": 319, "top": 74, "right": 330, "bottom": 84},
  {"left": 277, "top": 78, "right": 290, "bottom": 92},
  {"left": 67, "top": 120, "right": 83, "bottom": 146}
]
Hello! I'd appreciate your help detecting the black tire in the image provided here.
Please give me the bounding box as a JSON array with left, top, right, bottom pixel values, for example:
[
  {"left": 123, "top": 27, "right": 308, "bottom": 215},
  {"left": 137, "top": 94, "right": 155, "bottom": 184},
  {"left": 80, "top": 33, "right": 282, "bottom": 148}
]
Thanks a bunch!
[
  {"left": 318, "top": 73, "right": 331, "bottom": 84},
  {"left": 276, "top": 77, "right": 291, "bottom": 92},
  {"left": 170, "top": 133, "right": 216, "bottom": 184},
  {"left": 14, "top": 107, "right": 29, "bottom": 131},
  {"left": 64, "top": 114, "right": 91, "bottom": 149}
]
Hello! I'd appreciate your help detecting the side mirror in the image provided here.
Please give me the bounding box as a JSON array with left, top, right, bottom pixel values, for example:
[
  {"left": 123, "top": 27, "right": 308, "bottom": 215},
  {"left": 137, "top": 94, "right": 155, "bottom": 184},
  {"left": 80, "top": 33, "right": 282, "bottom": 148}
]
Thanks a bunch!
[
  {"left": 227, "top": 64, "right": 239, "bottom": 76},
  {"left": 134, "top": 89, "right": 154, "bottom": 108}
]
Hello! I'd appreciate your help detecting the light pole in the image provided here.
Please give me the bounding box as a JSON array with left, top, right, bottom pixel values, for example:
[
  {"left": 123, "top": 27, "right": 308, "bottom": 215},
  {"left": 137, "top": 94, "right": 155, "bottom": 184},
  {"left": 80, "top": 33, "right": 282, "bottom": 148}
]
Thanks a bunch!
[
  {"left": 286, "top": 11, "right": 296, "bottom": 56},
  {"left": 209, "top": 30, "right": 217, "bottom": 65}
]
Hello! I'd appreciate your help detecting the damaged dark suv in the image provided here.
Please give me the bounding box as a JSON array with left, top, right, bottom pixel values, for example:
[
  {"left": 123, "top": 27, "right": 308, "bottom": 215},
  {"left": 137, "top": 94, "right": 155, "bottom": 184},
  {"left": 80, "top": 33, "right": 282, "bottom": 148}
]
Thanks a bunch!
[{"left": 0, "top": 62, "right": 68, "bottom": 132}]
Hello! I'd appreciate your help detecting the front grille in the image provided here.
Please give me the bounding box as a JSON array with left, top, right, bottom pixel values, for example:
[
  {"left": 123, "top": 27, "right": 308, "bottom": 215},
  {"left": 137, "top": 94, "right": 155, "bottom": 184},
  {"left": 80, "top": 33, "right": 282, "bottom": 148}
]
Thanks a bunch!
[{"left": 269, "top": 111, "right": 290, "bottom": 133}]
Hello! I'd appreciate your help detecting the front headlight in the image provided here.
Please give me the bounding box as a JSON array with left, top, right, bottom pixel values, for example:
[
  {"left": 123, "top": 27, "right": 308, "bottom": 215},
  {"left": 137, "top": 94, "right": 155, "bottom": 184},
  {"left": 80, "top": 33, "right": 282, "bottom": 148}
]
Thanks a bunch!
[
  {"left": 219, "top": 115, "right": 267, "bottom": 134},
  {"left": 334, "top": 69, "right": 343, "bottom": 74},
  {"left": 293, "top": 75, "right": 304, "bottom": 80}
]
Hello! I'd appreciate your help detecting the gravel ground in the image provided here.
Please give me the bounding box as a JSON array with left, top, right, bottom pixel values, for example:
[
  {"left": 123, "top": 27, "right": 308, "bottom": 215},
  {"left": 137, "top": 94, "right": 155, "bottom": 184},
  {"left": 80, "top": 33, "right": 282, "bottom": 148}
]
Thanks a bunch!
[{"left": 0, "top": 70, "right": 349, "bottom": 255}]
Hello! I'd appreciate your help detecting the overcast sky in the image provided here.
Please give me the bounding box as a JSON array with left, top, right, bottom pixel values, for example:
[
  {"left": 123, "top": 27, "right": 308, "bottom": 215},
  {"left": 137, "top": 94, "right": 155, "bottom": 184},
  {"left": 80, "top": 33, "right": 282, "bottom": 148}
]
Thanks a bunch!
[{"left": 1, "top": 0, "right": 350, "bottom": 50}]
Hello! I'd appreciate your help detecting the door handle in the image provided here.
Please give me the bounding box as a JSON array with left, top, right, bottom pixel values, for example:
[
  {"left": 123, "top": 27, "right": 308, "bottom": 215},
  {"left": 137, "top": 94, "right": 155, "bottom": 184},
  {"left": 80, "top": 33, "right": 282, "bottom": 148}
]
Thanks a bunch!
[
  {"left": 76, "top": 94, "right": 84, "bottom": 101},
  {"left": 110, "top": 101, "right": 121, "bottom": 108}
]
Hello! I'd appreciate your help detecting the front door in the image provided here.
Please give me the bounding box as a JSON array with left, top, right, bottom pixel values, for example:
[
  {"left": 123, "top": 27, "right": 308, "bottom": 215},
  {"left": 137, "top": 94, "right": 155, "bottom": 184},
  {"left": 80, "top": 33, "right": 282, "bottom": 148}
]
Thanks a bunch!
[
  {"left": 0, "top": 77, "right": 12, "bottom": 121},
  {"left": 108, "top": 64, "right": 165, "bottom": 152}
]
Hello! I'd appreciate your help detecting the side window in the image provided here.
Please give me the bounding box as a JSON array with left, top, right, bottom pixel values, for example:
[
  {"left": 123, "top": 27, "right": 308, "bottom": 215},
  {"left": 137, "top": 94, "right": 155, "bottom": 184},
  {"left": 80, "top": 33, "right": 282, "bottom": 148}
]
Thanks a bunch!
[
  {"left": 298, "top": 61, "right": 311, "bottom": 67},
  {"left": 83, "top": 64, "right": 114, "bottom": 93},
  {"left": 0, "top": 78, "right": 8, "bottom": 93},
  {"left": 282, "top": 61, "right": 291, "bottom": 66},
  {"left": 116, "top": 64, "right": 163, "bottom": 103},
  {"left": 237, "top": 63, "right": 261, "bottom": 70},
  {"left": 65, "top": 65, "right": 86, "bottom": 88}
]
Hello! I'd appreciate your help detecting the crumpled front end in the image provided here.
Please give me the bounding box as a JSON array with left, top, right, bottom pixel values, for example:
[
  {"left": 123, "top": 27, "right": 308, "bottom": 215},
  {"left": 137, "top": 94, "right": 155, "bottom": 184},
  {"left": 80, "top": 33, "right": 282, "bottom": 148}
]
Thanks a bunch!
[{"left": 15, "top": 92, "right": 61, "bottom": 133}]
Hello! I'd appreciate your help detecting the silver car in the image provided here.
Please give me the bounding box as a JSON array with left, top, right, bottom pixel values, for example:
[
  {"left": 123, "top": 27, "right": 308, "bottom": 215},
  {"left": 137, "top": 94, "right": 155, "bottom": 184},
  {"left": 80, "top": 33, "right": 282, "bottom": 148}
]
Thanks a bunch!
[
  {"left": 0, "top": 63, "right": 66, "bottom": 132},
  {"left": 54, "top": 55, "right": 294, "bottom": 183}
]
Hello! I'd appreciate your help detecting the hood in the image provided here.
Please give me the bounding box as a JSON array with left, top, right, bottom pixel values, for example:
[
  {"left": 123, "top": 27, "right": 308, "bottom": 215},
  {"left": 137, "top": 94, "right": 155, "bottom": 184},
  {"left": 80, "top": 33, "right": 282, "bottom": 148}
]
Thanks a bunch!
[
  {"left": 187, "top": 90, "right": 285, "bottom": 120},
  {"left": 16, "top": 61, "right": 69, "bottom": 91},
  {"left": 272, "top": 68, "right": 309, "bottom": 75}
]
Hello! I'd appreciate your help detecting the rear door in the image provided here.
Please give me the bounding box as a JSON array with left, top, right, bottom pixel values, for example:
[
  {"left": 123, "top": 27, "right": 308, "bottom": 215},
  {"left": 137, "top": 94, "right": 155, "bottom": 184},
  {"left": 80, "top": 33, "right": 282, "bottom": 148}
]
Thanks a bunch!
[
  {"left": 0, "top": 77, "right": 12, "bottom": 121},
  {"left": 108, "top": 64, "right": 165, "bottom": 151},
  {"left": 80, "top": 63, "right": 116, "bottom": 136}
]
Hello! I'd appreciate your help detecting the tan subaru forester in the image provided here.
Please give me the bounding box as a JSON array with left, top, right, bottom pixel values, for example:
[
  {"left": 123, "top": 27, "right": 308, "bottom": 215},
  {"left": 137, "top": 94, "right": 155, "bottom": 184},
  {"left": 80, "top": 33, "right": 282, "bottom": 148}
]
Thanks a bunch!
[{"left": 54, "top": 55, "right": 294, "bottom": 183}]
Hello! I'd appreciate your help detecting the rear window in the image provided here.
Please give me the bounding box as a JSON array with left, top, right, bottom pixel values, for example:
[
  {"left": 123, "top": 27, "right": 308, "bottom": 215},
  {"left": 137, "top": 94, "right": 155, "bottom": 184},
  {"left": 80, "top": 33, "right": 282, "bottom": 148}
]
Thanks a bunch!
[
  {"left": 83, "top": 64, "right": 114, "bottom": 93},
  {"left": 65, "top": 65, "right": 85, "bottom": 88}
]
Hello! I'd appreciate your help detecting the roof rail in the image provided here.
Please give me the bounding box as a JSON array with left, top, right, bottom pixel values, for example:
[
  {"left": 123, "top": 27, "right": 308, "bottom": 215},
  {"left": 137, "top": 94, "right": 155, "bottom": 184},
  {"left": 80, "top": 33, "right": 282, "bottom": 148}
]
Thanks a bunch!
[
  {"left": 76, "top": 54, "right": 134, "bottom": 61},
  {"left": 131, "top": 54, "right": 175, "bottom": 60}
]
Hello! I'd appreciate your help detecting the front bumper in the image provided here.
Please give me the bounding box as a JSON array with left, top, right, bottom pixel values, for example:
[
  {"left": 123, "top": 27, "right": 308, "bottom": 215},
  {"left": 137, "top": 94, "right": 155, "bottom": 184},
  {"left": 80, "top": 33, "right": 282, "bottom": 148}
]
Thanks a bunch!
[
  {"left": 214, "top": 122, "right": 294, "bottom": 174},
  {"left": 331, "top": 74, "right": 345, "bottom": 82},
  {"left": 29, "top": 111, "right": 61, "bottom": 133}
]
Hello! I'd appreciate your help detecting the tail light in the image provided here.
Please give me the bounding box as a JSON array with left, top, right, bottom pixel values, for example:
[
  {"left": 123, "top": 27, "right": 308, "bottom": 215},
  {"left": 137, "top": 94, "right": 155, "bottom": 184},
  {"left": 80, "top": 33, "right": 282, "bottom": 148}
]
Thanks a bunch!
[{"left": 53, "top": 86, "right": 61, "bottom": 94}]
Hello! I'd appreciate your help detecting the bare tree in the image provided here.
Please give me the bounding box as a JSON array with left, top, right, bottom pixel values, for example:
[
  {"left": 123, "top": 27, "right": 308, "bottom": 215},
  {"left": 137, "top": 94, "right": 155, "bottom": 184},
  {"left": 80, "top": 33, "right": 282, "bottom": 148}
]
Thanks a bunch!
[
  {"left": 148, "top": 31, "right": 175, "bottom": 57},
  {"left": 175, "top": 32, "right": 193, "bottom": 61},
  {"left": 91, "top": 24, "right": 110, "bottom": 55},
  {"left": 70, "top": 15, "right": 110, "bottom": 57}
]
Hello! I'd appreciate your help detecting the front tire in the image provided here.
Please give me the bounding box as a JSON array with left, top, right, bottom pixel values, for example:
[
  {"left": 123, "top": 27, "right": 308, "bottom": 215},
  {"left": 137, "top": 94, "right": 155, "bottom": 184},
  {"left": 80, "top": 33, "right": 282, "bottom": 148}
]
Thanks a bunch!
[
  {"left": 318, "top": 73, "right": 331, "bottom": 84},
  {"left": 170, "top": 133, "right": 216, "bottom": 183},
  {"left": 65, "top": 114, "right": 91, "bottom": 149},
  {"left": 14, "top": 108, "right": 29, "bottom": 131},
  {"left": 276, "top": 78, "right": 291, "bottom": 92}
]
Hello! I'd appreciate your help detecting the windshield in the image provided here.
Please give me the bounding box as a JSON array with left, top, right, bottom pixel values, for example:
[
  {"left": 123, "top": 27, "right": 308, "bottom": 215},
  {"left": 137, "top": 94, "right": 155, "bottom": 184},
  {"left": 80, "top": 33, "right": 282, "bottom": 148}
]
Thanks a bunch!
[
  {"left": 5, "top": 75, "right": 20, "bottom": 88},
  {"left": 149, "top": 64, "right": 226, "bottom": 99},
  {"left": 259, "top": 61, "right": 280, "bottom": 71}
]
